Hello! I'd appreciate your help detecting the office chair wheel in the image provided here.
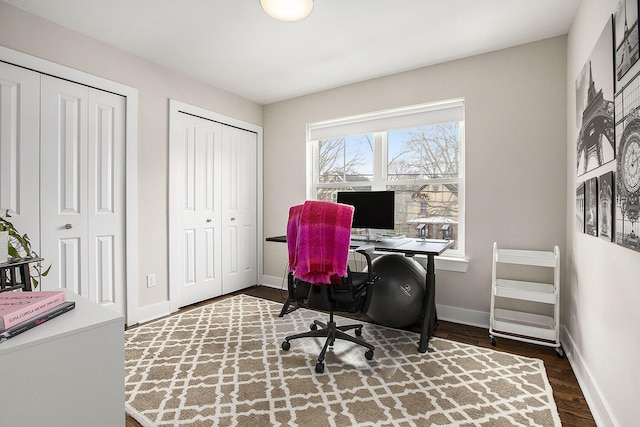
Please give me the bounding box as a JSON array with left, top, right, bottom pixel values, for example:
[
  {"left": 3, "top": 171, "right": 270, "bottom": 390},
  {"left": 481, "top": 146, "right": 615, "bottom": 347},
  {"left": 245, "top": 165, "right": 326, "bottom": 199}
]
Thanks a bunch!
[
  {"left": 310, "top": 323, "right": 318, "bottom": 331},
  {"left": 355, "top": 328, "right": 362, "bottom": 337},
  {"left": 281, "top": 341, "right": 291, "bottom": 351},
  {"left": 315, "top": 362, "right": 324, "bottom": 373},
  {"left": 365, "top": 349, "right": 374, "bottom": 360}
]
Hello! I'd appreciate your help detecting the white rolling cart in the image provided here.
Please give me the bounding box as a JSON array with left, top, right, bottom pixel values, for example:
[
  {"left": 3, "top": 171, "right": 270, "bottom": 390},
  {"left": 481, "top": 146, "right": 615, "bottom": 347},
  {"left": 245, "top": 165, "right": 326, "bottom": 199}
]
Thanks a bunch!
[{"left": 489, "top": 242, "right": 563, "bottom": 357}]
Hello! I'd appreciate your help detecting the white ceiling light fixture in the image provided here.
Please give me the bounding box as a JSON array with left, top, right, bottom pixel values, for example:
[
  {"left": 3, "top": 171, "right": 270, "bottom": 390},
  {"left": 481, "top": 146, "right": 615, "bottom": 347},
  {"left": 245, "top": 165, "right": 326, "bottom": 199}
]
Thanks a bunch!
[{"left": 260, "top": 0, "right": 314, "bottom": 22}]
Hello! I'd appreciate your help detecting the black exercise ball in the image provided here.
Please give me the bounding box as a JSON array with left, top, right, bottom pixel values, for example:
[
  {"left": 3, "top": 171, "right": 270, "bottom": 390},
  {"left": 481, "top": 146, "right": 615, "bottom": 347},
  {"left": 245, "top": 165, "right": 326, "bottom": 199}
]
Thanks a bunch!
[{"left": 366, "top": 254, "right": 426, "bottom": 328}]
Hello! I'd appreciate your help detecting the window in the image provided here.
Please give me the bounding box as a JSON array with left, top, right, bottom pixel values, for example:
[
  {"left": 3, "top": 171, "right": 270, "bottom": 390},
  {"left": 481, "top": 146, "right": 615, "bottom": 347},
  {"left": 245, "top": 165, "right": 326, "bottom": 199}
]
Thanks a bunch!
[{"left": 308, "top": 99, "right": 465, "bottom": 257}]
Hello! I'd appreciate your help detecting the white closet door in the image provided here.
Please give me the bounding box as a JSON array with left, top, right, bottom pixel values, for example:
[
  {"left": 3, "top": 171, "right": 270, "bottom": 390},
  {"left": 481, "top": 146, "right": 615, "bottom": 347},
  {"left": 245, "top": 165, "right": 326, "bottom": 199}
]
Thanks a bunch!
[
  {"left": 0, "top": 62, "right": 40, "bottom": 256},
  {"left": 222, "top": 125, "right": 257, "bottom": 293},
  {"left": 87, "top": 89, "right": 126, "bottom": 312},
  {"left": 174, "top": 113, "right": 223, "bottom": 307},
  {"left": 40, "top": 75, "right": 126, "bottom": 315}
]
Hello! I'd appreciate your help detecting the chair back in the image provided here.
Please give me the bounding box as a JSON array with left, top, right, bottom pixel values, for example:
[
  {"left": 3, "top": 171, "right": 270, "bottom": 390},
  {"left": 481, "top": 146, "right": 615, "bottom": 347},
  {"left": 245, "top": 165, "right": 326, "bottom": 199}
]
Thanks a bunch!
[{"left": 287, "top": 200, "right": 354, "bottom": 284}]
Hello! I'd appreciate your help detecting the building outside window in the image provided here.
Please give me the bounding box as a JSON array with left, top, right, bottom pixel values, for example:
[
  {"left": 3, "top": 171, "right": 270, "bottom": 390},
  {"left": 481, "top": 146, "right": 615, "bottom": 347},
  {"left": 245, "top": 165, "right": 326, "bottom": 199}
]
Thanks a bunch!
[{"left": 307, "top": 99, "right": 465, "bottom": 258}]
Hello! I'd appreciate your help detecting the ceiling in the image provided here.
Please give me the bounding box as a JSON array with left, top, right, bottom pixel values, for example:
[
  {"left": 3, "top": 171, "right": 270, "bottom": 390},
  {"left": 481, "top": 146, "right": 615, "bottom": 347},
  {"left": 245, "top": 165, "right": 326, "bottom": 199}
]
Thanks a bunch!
[{"left": 5, "top": 0, "right": 581, "bottom": 105}]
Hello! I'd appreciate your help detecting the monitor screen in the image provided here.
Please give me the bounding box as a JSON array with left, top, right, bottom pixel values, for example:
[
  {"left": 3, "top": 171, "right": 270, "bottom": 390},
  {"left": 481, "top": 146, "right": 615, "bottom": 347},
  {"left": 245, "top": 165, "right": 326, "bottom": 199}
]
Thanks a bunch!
[{"left": 336, "top": 191, "right": 395, "bottom": 230}]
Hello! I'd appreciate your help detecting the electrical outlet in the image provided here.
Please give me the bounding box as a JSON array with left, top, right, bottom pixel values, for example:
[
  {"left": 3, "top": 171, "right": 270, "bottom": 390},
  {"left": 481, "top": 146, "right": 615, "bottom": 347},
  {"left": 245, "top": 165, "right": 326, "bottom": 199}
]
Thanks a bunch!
[{"left": 146, "top": 274, "right": 156, "bottom": 288}]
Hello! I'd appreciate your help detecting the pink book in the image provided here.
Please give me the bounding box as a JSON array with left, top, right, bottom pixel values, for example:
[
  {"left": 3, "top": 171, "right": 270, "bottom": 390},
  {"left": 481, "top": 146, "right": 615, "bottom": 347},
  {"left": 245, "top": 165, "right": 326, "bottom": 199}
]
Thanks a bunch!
[{"left": 0, "top": 291, "right": 66, "bottom": 330}]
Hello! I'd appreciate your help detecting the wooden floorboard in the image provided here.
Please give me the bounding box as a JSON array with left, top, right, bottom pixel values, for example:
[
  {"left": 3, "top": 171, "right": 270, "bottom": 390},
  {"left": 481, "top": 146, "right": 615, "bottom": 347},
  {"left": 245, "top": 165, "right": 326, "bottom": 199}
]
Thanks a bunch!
[{"left": 126, "top": 285, "right": 596, "bottom": 427}]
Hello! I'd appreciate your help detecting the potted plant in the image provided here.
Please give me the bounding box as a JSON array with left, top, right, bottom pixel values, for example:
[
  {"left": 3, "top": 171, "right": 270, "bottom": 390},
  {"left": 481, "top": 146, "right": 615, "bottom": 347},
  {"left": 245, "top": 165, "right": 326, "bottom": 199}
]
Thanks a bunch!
[{"left": 0, "top": 210, "right": 50, "bottom": 288}]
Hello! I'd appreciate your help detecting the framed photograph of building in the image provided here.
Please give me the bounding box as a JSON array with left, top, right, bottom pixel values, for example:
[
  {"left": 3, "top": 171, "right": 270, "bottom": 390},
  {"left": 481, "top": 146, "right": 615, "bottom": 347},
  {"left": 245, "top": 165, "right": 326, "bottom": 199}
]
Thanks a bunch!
[
  {"left": 576, "top": 18, "right": 615, "bottom": 176},
  {"left": 577, "top": 182, "right": 585, "bottom": 233},
  {"left": 585, "top": 177, "right": 598, "bottom": 236},
  {"left": 599, "top": 171, "right": 614, "bottom": 241}
]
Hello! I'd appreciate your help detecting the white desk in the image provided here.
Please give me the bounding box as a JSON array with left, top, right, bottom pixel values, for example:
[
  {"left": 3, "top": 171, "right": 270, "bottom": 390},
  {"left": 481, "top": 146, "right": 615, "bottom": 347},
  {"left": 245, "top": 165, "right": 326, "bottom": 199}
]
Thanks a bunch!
[{"left": 0, "top": 290, "right": 124, "bottom": 427}]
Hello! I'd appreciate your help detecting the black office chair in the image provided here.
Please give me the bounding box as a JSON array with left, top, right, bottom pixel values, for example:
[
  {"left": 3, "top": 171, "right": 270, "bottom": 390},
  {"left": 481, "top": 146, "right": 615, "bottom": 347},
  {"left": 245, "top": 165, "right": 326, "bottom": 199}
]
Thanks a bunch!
[{"left": 281, "top": 242, "right": 378, "bottom": 373}]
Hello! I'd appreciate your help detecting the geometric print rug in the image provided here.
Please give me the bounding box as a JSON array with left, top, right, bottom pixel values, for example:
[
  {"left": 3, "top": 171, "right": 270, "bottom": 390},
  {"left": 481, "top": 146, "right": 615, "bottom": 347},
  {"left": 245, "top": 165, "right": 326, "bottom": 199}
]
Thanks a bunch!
[{"left": 125, "top": 294, "right": 561, "bottom": 427}]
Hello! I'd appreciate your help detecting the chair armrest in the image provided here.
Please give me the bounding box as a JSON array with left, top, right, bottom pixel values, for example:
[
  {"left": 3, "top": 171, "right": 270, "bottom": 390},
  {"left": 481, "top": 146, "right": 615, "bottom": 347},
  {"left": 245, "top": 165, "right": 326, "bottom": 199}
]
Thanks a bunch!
[{"left": 355, "top": 244, "right": 375, "bottom": 282}]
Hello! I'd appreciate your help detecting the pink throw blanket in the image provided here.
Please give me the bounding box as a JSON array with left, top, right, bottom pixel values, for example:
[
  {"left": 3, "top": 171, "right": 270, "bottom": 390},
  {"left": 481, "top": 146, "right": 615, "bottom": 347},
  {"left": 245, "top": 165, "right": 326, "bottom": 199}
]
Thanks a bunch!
[{"left": 287, "top": 200, "right": 354, "bottom": 284}]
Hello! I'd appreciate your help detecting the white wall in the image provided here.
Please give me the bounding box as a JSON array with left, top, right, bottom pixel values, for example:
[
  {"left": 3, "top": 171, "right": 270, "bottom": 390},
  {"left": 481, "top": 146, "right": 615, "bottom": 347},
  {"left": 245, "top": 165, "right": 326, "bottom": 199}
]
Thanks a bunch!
[
  {"left": 0, "top": 1, "right": 263, "bottom": 309},
  {"left": 263, "top": 37, "right": 567, "bottom": 324},
  {"left": 565, "top": 1, "right": 640, "bottom": 426}
]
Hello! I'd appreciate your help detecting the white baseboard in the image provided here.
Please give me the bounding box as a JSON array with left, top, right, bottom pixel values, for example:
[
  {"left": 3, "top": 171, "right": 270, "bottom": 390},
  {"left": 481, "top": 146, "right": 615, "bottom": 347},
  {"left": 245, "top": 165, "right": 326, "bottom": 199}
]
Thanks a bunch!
[
  {"left": 436, "top": 304, "right": 490, "bottom": 329},
  {"left": 560, "top": 326, "right": 617, "bottom": 427},
  {"left": 261, "top": 274, "right": 287, "bottom": 289},
  {"left": 136, "top": 300, "right": 172, "bottom": 324}
]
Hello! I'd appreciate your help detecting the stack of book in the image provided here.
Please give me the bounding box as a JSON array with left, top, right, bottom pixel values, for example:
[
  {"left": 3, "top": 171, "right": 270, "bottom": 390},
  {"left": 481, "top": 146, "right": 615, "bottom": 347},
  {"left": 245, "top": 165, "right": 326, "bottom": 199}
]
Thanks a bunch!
[{"left": 0, "top": 291, "right": 75, "bottom": 343}]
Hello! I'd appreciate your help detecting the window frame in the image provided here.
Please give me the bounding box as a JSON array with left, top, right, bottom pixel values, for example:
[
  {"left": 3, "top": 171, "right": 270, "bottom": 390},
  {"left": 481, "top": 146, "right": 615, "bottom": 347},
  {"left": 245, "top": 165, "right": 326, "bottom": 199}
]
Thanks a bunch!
[{"left": 306, "top": 100, "right": 466, "bottom": 259}]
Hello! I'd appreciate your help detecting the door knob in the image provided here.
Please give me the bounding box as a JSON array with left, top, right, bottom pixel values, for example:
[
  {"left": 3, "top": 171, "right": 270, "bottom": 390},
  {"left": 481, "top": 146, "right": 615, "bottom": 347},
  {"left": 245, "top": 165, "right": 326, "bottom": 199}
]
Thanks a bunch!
[
  {"left": 206, "top": 219, "right": 212, "bottom": 223},
  {"left": 65, "top": 223, "right": 73, "bottom": 229},
  {"left": 230, "top": 217, "right": 236, "bottom": 221}
]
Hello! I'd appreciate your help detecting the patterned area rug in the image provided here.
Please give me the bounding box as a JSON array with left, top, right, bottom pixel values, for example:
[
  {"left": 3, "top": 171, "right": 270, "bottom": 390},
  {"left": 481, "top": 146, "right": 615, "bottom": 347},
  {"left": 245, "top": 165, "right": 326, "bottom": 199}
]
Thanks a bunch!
[{"left": 125, "top": 294, "right": 561, "bottom": 427}]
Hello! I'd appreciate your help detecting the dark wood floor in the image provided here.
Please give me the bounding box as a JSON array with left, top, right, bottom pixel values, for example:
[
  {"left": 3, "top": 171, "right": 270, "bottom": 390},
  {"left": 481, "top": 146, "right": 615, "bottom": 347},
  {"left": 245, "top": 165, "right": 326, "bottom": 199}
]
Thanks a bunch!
[{"left": 126, "top": 285, "right": 596, "bottom": 427}]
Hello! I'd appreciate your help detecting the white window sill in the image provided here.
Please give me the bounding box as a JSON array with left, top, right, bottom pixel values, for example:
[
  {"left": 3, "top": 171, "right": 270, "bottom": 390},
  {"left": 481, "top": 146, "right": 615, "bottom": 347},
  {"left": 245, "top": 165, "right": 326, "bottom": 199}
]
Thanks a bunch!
[{"left": 435, "top": 256, "right": 469, "bottom": 272}]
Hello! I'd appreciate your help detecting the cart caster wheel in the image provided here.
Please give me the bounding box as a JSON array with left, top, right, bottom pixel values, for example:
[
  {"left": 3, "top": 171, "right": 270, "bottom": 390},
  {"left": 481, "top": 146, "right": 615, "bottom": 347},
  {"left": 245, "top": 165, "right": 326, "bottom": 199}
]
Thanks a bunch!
[
  {"left": 490, "top": 336, "right": 497, "bottom": 346},
  {"left": 555, "top": 347, "right": 564, "bottom": 358},
  {"left": 365, "top": 349, "right": 374, "bottom": 360},
  {"left": 355, "top": 328, "right": 362, "bottom": 337},
  {"left": 281, "top": 341, "right": 290, "bottom": 351},
  {"left": 315, "top": 362, "right": 324, "bottom": 373},
  {"left": 310, "top": 323, "right": 318, "bottom": 331}
]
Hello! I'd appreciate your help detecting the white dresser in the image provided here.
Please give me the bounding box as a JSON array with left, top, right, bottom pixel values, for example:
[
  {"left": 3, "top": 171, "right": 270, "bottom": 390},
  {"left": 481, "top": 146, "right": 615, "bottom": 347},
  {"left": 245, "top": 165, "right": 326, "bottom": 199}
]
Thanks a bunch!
[{"left": 0, "top": 290, "right": 124, "bottom": 426}]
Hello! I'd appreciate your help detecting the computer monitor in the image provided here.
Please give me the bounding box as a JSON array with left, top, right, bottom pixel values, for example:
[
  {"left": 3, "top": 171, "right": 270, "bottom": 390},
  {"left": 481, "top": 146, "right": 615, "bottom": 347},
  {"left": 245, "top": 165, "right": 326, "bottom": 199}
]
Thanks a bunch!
[{"left": 336, "top": 191, "right": 395, "bottom": 230}]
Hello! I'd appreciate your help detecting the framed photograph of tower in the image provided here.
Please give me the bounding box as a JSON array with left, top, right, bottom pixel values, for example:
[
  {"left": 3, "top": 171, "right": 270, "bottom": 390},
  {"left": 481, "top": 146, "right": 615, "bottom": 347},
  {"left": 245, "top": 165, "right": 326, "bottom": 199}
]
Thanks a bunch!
[
  {"left": 615, "top": 0, "right": 640, "bottom": 82},
  {"left": 576, "top": 18, "right": 615, "bottom": 176}
]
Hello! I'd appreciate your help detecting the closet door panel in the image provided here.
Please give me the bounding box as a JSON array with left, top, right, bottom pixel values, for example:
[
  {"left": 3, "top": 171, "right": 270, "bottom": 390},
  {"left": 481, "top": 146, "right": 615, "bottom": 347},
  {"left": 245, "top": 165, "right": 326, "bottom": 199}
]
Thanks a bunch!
[
  {"left": 174, "top": 113, "right": 223, "bottom": 307},
  {"left": 221, "top": 125, "right": 257, "bottom": 293},
  {"left": 87, "top": 89, "right": 125, "bottom": 313},
  {"left": 0, "top": 63, "right": 40, "bottom": 252},
  {"left": 40, "top": 75, "right": 89, "bottom": 296}
]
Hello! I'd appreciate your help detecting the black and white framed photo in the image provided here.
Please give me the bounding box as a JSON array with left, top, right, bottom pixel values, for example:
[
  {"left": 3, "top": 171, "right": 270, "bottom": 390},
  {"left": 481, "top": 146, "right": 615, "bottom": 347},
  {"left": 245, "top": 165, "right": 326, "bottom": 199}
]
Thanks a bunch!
[
  {"left": 599, "top": 171, "right": 614, "bottom": 241},
  {"left": 616, "top": 116, "right": 640, "bottom": 250},
  {"left": 575, "top": 18, "right": 615, "bottom": 176},
  {"left": 615, "top": 0, "right": 640, "bottom": 83},
  {"left": 585, "top": 177, "right": 599, "bottom": 236},
  {"left": 577, "top": 182, "right": 585, "bottom": 233}
]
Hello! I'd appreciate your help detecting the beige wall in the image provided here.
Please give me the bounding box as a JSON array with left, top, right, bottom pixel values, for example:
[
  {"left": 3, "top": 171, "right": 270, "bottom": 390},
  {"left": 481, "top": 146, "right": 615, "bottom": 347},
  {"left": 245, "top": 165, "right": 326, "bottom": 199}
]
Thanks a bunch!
[
  {"left": 264, "top": 36, "right": 567, "bottom": 317},
  {"left": 566, "top": 1, "right": 640, "bottom": 425},
  {"left": 0, "top": 1, "right": 263, "bottom": 309}
]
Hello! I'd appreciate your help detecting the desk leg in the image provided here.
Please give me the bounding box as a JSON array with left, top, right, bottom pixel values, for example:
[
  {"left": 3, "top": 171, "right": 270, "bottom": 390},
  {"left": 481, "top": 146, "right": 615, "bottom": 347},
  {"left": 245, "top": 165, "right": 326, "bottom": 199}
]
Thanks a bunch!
[
  {"left": 279, "top": 272, "right": 295, "bottom": 317},
  {"left": 418, "top": 254, "right": 436, "bottom": 353}
]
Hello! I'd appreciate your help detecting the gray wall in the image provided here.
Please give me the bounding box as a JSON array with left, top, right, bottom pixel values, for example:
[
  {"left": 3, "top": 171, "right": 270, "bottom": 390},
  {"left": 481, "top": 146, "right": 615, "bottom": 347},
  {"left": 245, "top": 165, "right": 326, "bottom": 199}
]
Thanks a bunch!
[
  {"left": 0, "top": 1, "right": 263, "bottom": 309},
  {"left": 566, "top": 1, "right": 640, "bottom": 425},
  {"left": 263, "top": 36, "right": 567, "bottom": 320}
]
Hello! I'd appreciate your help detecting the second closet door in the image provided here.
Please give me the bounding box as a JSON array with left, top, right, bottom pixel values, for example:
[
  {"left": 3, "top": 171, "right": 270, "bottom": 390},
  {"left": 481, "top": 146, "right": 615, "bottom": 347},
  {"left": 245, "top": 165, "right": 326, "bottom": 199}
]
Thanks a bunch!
[{"left": 40, "top": 75, "right": 126, "bottom": 315}]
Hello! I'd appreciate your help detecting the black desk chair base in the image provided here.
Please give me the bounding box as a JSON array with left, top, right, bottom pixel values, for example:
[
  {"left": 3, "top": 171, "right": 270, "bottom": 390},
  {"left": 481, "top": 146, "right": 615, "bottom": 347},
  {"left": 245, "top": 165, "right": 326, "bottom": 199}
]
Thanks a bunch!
[{"left": 282, "top": 310, "right": 374, "bottom": 374}]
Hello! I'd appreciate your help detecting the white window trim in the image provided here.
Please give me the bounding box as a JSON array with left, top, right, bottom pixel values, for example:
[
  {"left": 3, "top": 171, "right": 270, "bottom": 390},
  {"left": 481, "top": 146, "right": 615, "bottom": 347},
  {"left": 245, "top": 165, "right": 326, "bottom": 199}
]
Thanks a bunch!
[{"left": 306, "top": 100, "right": 466, "bottom": 262}]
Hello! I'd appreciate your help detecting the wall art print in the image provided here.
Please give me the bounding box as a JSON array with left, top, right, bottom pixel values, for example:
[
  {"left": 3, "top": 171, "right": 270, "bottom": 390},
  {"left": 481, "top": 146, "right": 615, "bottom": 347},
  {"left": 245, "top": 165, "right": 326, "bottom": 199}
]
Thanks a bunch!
[
  {"left": 577, "top": 181, "right": 585, "bottom": 233},
  {"left": 576, "top": 18, "right": 615, "bottom": 176},
  {"left": 599, "top": 171, "right": 615, "bottom": 241},
  {"left": 615, "top": 0, "right": 640, "bottom": 83},
  {"left": 614, "top": 2, "right": 640, "bottom": 252},
  {"left": 585, "top": 177, "right": 598, "bottom": 237}
]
